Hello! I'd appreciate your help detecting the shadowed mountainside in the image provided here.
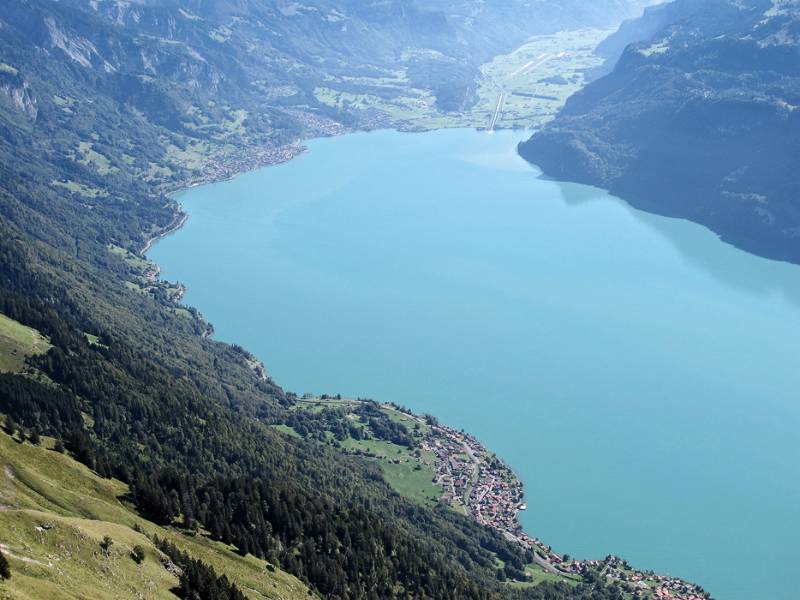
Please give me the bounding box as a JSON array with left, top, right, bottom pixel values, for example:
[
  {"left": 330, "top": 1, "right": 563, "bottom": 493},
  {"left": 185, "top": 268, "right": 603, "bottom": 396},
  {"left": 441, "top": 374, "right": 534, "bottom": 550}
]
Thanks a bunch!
[{"left": 519, "top": 0, "right": 800, "bottom": 263}]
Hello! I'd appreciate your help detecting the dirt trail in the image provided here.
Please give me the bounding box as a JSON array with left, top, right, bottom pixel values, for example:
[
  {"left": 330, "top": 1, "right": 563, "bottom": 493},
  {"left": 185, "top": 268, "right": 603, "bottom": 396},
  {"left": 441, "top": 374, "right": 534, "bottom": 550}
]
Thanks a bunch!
[{"left": 0, "top": 542, "right": 49, "bottom": 567}]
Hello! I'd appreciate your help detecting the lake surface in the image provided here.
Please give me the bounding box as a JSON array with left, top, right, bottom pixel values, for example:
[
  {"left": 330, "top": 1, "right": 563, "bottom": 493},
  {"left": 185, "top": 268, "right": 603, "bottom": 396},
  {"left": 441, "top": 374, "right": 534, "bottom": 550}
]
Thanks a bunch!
[{"left": 151, "top": 128, "right": 800, "bottom": 600}]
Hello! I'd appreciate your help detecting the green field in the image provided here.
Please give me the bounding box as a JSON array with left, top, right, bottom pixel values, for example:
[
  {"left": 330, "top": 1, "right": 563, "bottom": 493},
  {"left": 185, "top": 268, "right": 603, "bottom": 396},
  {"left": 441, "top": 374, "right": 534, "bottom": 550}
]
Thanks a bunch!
[
  {"left": 0, "top": 314, "right": 51, "bottom": 374},
  {"left": 475, "top": 28, "right": 613, "bottom": 129},
  {"left": 269, "top": 423, "right": 302, "bottom": 438},
  {"left": 294, "top": 399, "right": 444, "bottom": 505},
  {"left": 75, "top": 141, "right": 117, "bottom": 176},
  {"left": 313, "top": 28, "right": 612, "bottom": 131},
  {"left": 0, "top": 429, "right": 315, "bottom": 600},
  {"left": 340, "top": 436, "right": 443, "bottom": 505},
  {"left": 510, "top": 565, "right": 582, "bottom": 588},
  {"left": 51, "top": 179, "right": 109, "bottom": 199},
  {"left": 108, "top": 244, "right": 153, "bottom": 273},
  {"left": 0, "top": 63, "right": 19, "bottom": 76}
]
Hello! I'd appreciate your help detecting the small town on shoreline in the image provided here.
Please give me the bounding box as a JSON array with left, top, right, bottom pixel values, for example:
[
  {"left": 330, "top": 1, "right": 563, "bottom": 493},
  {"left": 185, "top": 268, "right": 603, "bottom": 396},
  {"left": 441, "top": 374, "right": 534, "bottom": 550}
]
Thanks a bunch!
[
  {"left": 175, "top": 114, "right": 346, "bottom": 193},
  {"left": 404, "top": 407, "right": 711, "bottom": 600}
]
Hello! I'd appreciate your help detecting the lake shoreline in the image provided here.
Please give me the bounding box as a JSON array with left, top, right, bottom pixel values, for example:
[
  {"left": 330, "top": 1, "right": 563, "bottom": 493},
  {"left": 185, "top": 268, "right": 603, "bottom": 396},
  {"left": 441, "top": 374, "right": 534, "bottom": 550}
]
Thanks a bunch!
[
  {"left": 517, "top": 139, "right": 800, "bottom": 268},
  {"left": 141, "top": 139, "right": 319, "bottom": 257},
  {"left": 392, "top": 402, "right": 709, "bottom": 599},
  {"left": 141, "top": 211, "right": 190, "bottom": 257},
  {"left": 147, "top": 128, "right": 721, "bottom": 600},
  {"left": 142, "top": 124, "right": 461, "bottom": 259}
]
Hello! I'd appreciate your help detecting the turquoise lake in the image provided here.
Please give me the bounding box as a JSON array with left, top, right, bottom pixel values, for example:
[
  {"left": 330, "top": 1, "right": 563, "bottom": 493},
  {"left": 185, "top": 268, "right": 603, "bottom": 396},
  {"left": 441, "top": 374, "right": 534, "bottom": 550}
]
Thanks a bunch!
[{"left": 150, "top": 128, "right": 800, "bottom": 600}]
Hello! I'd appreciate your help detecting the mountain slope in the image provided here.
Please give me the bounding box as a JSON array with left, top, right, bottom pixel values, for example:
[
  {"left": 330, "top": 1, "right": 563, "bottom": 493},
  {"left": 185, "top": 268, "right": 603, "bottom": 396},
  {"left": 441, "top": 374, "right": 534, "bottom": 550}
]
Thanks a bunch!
[
  {"left": 0, "top": 428, "right": 315, "bottom": 600},
  {"left": 519, "top": 0, "right": 800, "bottom": 263}
]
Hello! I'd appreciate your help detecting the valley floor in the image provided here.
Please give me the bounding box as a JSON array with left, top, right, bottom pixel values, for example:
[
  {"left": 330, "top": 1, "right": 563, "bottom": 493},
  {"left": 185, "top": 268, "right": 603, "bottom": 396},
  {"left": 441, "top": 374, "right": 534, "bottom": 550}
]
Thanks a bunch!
[
  {"left": 316, "top": 28, "right": 614, "bottom": 132},
  {"left": 164, "top": 27, "right": 613, "bottom": 196}
]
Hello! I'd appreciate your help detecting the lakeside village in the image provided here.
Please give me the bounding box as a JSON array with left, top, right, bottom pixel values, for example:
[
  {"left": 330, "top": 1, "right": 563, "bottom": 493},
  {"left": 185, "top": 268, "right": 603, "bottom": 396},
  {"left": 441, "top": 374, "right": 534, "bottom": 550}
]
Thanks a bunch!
[
  {"left": 181, "top": 112, "right": 346, "bottom": 189},
  {"left": 417, "top": 417, "right": 710, "bottom": 600},
  {"left": 184, "top": 141, "right": 304, "bottom": 188}
]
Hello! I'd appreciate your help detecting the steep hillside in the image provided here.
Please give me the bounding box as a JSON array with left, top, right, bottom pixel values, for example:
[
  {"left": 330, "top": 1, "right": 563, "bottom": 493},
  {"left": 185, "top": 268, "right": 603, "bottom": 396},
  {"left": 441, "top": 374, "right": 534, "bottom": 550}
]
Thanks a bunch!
[
  {"left": 594, "top": 0, "right": 704, "bottom": 67},
  {"left": 0, "top": 427, "right": 315, "bottom": 600},
  {"left": 519, "top": 0, "right": 800, "bottom": 263}
]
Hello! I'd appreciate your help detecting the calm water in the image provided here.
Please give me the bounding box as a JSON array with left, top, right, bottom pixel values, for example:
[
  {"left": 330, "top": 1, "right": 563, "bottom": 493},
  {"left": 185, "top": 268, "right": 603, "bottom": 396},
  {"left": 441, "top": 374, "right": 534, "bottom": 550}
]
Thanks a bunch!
[{"left": 151, "top": 128, "right": 800, "bottom": 600}]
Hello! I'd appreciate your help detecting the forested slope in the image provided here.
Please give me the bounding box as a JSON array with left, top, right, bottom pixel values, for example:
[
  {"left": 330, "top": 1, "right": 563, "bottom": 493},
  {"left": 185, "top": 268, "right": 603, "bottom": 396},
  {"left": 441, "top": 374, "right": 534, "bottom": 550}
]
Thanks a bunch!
[{"left": 0, "top": 427, "right": 314, "bottom": 600}]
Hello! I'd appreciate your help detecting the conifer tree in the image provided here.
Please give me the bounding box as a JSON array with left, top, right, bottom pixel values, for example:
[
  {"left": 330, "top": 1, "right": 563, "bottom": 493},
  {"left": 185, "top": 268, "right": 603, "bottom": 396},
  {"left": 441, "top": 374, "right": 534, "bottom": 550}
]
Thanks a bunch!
[{"left": 0, "top": 549, "right": 11, "bottom": 580}]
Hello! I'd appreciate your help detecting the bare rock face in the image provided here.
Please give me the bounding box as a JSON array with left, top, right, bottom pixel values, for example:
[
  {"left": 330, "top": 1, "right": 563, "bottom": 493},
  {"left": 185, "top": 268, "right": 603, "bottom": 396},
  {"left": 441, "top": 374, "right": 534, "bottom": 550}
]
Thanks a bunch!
[
  {"left": 45, "top": 16, "right": 100, "bottom": 69},
  {"left": 0, "top": 69, "right": 37, "bottom": 120}
]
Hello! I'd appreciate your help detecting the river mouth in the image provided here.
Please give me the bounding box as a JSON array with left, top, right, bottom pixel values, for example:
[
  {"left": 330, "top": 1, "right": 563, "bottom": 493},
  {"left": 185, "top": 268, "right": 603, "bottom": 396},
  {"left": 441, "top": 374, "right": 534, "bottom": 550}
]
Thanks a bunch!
[{"left": 151, "top": 127, "right": 800, "bottom": 600}]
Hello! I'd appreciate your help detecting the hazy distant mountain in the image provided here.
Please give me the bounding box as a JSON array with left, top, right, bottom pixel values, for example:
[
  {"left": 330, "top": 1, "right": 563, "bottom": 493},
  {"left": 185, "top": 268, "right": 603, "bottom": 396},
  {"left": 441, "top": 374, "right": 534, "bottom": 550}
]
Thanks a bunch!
[
  {"left": 0, "top": 0, "right": 651, "bottom": 126},
  {"left": 0, "top": 0, "right": 655, "bottom": 198},
  {"left": 519, "top": 0, "right": 800, "bottom": 263},
  {"left": 594, "top": 0, "right": 704, "bottom": 68}
]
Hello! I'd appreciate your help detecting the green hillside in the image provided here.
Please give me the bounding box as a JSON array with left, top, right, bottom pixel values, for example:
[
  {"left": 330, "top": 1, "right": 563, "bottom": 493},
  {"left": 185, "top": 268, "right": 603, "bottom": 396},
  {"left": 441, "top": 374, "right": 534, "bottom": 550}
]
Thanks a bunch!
[
  {"left": 0, "top": 315, "right": 50, "bottom": 374},
  {"left": 0, "top": 428, "right": 314, "bottom": 600}
]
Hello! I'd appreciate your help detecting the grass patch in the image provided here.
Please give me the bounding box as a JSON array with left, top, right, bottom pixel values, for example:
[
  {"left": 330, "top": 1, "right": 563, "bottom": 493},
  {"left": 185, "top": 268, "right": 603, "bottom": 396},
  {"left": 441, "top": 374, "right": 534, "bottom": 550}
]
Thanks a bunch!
[
  {"left": 52, "top": 179, "right": 109, "bottom": 199},
  {"left": 292, "top": 398, "right": 445, "bottom": 505},
  {"left": 165, "top": 141, "right": 210, "bottom": 173},
  {"left": 84, "top": 333, "right": 108, "bottom": 349},
  {"left": 341, "top": 436, "right": 441, "bottom": 504},
  {"left": 381, "top": 454, "right": 442, "bottom": 504},
  {"left": 108, "top": 245, "right": 153, "bottom": 273},
  {"left": 0, "top": 313, "right": 51, "bottom": 373},
  {"left": 146, "top": 162, "right": 175, "bottom": 181},
  {"left": 124, "top": 281, "right": 147, "bottom": 294},
  {"left": 169, "top": 307, "right": 193, "bottom": 320},
  {"left": 508, "top": 564, "right": 582, "bottom": 588},
  {"left": 76, "top": 141, "right": 117, "bottom": 176},
  {"left": 52, "top": 95, "right": 75, "bottom": 107},
  {"left": 0, "top": 63, "right": 19, "bottom": 76},
  {"left": 270, "top": 424, "right": 302, "bottom": 439}
]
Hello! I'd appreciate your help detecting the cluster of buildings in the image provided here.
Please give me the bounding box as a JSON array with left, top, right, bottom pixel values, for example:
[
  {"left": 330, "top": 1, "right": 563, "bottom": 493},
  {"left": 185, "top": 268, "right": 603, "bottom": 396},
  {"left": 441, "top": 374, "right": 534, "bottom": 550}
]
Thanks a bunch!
[
  {"left": 422, "top": 423, "right": 527, "bottom": 535},
  {"left": 187, "top": 141, "right": 304, "bottom": 187},
  {"left": 650, "top": 576, "right": 709, "bottom": 600},
  {"left": 537, "top": 554, "right": 709, "bottom": 599},
  {"left": 419, "top": 419, "right": 709, "bottom": 600},
  {"left": 183, "top": 112, "right": 347, "bottom": 189}
]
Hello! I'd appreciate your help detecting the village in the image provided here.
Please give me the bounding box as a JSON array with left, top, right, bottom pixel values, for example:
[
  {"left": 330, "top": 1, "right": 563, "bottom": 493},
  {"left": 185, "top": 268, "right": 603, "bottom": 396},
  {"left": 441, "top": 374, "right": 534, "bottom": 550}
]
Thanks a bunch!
[
  {"left": 418, "top": 416, "right": 710, "bottom": 600},
  {"left": 183, "top": 141, "right": 304, "bottom": 189},
  {"left": 422, "top": 421, "right": 525, "bottom": 532},
  {"left": 180, "top": 112, "right": 346, "bottom": 190}
]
